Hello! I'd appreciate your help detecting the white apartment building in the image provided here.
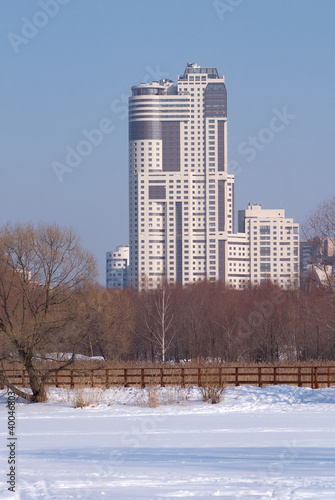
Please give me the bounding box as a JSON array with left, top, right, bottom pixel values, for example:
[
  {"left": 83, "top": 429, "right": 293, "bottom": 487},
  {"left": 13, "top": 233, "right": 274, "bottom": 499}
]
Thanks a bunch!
[
  {"left": 106, "top": 245, "right": 130, "bottom": 289},
  {"left": 129, "top": 63, "right": 233, "bottom": 288},
  {"left": 237, "top": 204, "right": 299, "bottom": 288},
  {"left": 128, "top": 63, "right": 299, "bottom": 290}
]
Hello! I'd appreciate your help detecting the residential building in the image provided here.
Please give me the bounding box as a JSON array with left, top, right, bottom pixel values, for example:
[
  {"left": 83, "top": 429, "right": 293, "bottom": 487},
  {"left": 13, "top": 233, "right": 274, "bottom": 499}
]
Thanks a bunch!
[
  {"left": 129, "top": 63, "right": 232, "bottom": 289},
  {"left": 238, "top": 204, "right": 299, "bottom": 288},
  {"left": 300, "top": 237, "right": 335, "bottom": 290},
  {"left": 127, "top": 63, "right": 299, "bottom": 290},
  {"left": 106, "top": 245, "right": 130, "bottom": 289},
  {"left": 300, "top": 240, "right": 314, "bottom": 276},
  {"left": 300, "top": 237, "right": 335, "bottom": 276}
]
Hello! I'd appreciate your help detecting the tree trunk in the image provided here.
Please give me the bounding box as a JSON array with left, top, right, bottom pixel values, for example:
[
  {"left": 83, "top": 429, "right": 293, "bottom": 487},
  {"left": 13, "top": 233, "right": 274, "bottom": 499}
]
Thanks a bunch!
[
  {"left": 21, "top": 353, "right": 47, "bottom": 402},
  {"left": 0, "top": 372, "right": 45, "bottom": 403}
]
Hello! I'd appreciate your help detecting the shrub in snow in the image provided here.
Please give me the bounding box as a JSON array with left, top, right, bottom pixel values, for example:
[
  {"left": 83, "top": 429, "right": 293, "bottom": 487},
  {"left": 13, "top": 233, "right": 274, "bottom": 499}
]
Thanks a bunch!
[
  {"left": 199, "top": 370, "right": 226, "bottom": 404},
  {"left": 147, "top": 386, "right": 161, "bottom": 408},
  {"left": 200, "top": 384, "right": 225, "bottom": 404}
]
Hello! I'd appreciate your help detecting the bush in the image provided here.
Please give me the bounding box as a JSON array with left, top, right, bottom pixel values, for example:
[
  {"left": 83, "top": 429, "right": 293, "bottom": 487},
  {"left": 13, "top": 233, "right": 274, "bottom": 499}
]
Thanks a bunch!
[{"left": 199, "top": 372, "right": 226, "bottom": 404}]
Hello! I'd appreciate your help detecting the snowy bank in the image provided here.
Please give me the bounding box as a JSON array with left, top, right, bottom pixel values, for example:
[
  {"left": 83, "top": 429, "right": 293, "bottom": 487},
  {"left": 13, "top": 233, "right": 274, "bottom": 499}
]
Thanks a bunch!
[{"left": 0, "top": 386, "right": 334, "bottom": 499}]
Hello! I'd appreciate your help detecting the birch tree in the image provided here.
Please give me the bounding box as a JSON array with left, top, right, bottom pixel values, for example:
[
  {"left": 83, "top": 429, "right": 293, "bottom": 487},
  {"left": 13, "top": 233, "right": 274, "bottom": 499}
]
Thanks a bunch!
[{"left": 140, "top": 283, "right": 175, "bottom": 362}]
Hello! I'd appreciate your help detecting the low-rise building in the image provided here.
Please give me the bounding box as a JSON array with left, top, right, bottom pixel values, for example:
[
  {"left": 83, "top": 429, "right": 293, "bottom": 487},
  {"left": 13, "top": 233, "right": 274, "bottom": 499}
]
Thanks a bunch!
[{"left": 106, "top": 245, "right": 130, "bottom": 289}]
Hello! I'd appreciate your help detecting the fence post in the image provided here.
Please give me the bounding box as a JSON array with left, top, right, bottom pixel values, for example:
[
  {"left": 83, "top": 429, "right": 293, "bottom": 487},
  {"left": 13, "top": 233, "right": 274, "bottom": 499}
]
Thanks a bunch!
[
  {"left": 197, "top": 368, "right": 201, "bottom": 387},
  {"left": 160, "top": 368, "right": 165, "bottom": 388},
  {"left": 235, "top": 367, "right": 239, "bottom": 386},
  {"left": 124, "top": 368, "right": 128, "bottom": 387},
  {"left": 298, "top": 367, "right": 302, "bottom": 387},
  {"left": 327, "top": 367, "right": 330, "bottom": 388},
  {"left": 218, "top": 367, "right": 222, "bottom": 386},
  {"left": 91, "top": 370, "right": 94, "bottom": 388},
  {"left": 70, "top": 371, "right": 74, "bottom": 389},
  {"left": 181, "top": 367, "right": 185, "bottom": 388},
  {"left": 141, "top": 368, "right": 145, "bottom": 389},
  {"left": 273, "top": 367, "right": 277, "bottom": 385},
  {"left": 105, "top": 369, "right": 109, "bottom": 389},
  {"left": 258, "top": 367, "right": 262, "bottom": 388},
  {"left": 55, "top": 371, "right": 59, "bottom": 388},
  {"left": 314, "top": 367, "right": 319, "bottom": 389}
]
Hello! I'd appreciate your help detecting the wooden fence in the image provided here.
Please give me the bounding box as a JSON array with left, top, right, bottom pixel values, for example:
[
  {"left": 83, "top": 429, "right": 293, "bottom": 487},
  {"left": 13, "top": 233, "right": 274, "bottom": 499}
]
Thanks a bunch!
[{"left": 2, "top": 366, "right": 335, "bottom": 390}]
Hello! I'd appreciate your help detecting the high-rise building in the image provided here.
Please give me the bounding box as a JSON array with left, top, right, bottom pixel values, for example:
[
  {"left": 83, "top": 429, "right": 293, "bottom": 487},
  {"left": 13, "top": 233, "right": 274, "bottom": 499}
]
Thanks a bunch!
[
  {"left": 106, "top": 245, "right": 130, "bottom": 289},
  {"left": 129, "top": 63, "right": 233, "bottom": 289},
  {"left": 128, "top": 63, "right": 299, "bottom": 290}
]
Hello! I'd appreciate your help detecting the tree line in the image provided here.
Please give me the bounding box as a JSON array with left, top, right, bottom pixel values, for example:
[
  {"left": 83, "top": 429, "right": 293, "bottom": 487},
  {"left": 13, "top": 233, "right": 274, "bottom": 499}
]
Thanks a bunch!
[
  {"left": 85, "top": 280, "right": 335, "bottom": 365},
  {"left": 1, "top": 194, "right": 334, "bottom": 401}
]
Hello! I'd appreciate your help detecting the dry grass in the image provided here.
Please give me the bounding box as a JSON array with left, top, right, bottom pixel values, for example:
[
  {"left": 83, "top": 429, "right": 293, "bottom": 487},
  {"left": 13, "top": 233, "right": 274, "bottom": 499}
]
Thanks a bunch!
[
  {"left": 147, "top": 386, "right": 161, "bottom": 408},
  {"left": 74, "top": 388, "right": 104, "bottom": 408},
  {"left": 129, "top": 386, "right": 159, "bottom": 407},
  {"left": 127, "top": 385, "right": 194, "bottom": 408},
  {"left": 161, "top": 387, "right": 191, "bottom": 406}
]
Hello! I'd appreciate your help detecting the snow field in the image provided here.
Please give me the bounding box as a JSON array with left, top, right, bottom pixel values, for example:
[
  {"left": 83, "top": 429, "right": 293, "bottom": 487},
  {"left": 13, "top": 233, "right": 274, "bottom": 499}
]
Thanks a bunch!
[{"left": 0, "top": 385, "right": 335, "bottom": 499}]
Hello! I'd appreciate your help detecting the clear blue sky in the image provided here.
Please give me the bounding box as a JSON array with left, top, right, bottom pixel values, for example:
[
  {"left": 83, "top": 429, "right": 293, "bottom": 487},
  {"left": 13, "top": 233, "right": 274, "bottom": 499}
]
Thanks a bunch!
[{"left": 1, "top": 0, "right": 334, "bottom": 283}]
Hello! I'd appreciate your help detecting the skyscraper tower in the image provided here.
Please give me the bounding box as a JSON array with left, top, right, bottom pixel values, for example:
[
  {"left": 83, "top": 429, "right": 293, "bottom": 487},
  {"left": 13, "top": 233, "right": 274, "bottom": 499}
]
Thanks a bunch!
[{"left": 129, "top": 63, "right": 235, "bottom": 289}]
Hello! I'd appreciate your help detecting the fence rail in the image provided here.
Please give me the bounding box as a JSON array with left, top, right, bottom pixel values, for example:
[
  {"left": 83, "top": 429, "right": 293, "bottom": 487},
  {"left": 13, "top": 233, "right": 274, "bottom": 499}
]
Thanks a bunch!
[{"left": 1, "top": 366, "right": 335, "bottom": 390}]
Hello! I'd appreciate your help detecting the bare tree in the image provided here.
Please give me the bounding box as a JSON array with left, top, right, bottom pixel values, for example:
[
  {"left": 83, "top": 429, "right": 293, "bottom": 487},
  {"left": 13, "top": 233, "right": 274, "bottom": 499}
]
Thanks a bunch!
[
  {"left": 75, "top": 285, "right": 134, "bottom": 360},
  {"left": 0, "top": 222, "right": 97, "bottom": 402},
  {"left": 305, "top": 196, "right": 335, "bottom": 241},
  {"left": 303, "top": 196, "right": 335, "bottom": 294},
  {"left": 177, "top": 282, "right": 211, "bottom": 360},
  {"left": 299, "top": 197, "right": 335, "bottom": 355},
  {"left": 210, "top": 287, "right": 244, "bottom": 362},
  {"left": 140, "top": 283, "right": 175, "bottom": 363}
]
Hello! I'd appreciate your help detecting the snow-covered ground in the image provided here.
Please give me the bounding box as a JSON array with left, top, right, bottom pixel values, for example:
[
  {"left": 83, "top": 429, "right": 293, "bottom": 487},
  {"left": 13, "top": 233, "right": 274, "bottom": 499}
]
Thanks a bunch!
[{"left": 1, "top": 385, "right": 335, "bottom": 499}]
